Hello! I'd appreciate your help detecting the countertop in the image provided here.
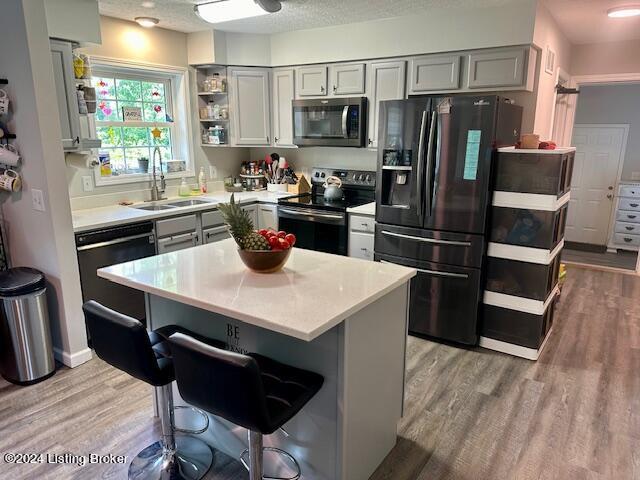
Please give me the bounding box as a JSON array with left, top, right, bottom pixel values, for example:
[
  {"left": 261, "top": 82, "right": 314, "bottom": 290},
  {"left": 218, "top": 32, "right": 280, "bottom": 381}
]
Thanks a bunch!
[
  {"left": 72, "top": 191, "right": 292, "bottom": 233},
  {"left": 347, "top": 201, "right": 375, "bottom": 216},
  {"left": 98, "top": 238, "right": 416, "bottom": 341},
  {"left": 497, "top": 146, "right": 576, "bottom": 154}
]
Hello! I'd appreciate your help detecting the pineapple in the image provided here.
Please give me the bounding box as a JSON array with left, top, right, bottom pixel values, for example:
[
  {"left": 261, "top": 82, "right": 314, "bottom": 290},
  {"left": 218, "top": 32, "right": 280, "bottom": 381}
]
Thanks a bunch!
[{"left": 218, "top": 194, "right": 270, "bottom": 251}]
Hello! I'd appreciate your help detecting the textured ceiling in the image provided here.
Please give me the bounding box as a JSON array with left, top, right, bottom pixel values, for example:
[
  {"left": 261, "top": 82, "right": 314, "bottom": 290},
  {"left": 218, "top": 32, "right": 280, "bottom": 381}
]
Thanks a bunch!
[
  {"left": 98, "top": 0, "right": 531, "bottom": 34},
  {"left": 544, "top": 0, "right": 640, "bottom": 45}
]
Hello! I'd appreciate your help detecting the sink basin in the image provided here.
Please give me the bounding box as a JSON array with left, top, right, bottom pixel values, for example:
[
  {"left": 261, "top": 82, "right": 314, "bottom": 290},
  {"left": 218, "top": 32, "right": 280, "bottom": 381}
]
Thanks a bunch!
[
  {"left": 166, "top": 199, "right": 211, "bottom": 207},
  {"left": 130, "top": 204, "right": 177, "bottom": 211}
]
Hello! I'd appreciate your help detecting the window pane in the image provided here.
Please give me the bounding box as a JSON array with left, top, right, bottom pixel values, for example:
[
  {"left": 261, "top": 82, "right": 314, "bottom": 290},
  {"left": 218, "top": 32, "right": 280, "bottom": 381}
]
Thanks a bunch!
[
  {"left": 94, "top": 77, "right": 116, "bottom": 99},
  {"left": 99, "top": 148, "right": 125, "bottom": 176},
  {"left": 123, "top": 127, "right": 150, "bottom": 147},
  {"left": 125, "top": 148, "right": 151, "bottom": 173},
  {"left": 144, "top": 103, "right": 167, "bottom": 122},
  {"left": 157, "top": 147, "right": 173, "bottom": 163},
  {"left": 96, "top": 100, "right": 118, "bottom": 121},
  {"left": 96, "top": 126, "right": 123, "bottom": 147},
  {"left": 150, "top": 127, "right": 171, "bottom": 147},
  {"left": 142, "top": 82, "right": 165, "bottom": 103},
  {"left": 116, "top": 79, "right": 142, "bottom": 102}
]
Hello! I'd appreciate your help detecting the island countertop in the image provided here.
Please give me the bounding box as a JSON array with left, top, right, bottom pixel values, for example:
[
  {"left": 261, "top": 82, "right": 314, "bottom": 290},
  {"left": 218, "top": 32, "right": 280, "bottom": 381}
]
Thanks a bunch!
[{"left": 98, "top": 239, "right": 416, "bottom": 341}]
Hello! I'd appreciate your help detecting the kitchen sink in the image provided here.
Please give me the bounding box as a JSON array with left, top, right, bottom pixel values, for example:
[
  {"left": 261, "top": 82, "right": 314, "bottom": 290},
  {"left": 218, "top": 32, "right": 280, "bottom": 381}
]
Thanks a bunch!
[
  {"left": 166, "top": 199, "right": 211, "bottom": 207},
  {"left": 130, "top": 204, "right": 177, "bottom": 211}
]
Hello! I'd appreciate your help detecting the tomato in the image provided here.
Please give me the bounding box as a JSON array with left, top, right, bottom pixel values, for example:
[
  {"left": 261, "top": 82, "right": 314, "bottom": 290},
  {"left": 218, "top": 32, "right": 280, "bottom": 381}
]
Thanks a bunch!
[
  {"left": 277, "top": 230, "right": 287, "bottom": 239},
  {"left": 284, "top": 233, "right": 296, "bottom": 246},
  {"left": 258, "top": 229, "right": 268, "bottom": 236},
  {"left": 268, "top": 236, "right": 280, "bottom": 249},
  {"left": 278, "top": 238, "right": 291, "bottom": 249},
  {"left": 266, "top": 230, "right": 277, "bottom": 237}
]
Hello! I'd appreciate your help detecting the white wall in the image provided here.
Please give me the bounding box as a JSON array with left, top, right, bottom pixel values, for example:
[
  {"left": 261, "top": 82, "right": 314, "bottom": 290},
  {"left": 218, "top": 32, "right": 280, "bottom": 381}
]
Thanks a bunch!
[
  {"left": 531, "top": 2, "right": 572, "bottom": 140},
  {"left": 44, "top": 0, "right": 101, "bottom": 44},
  {"left": 571, "top": 39, "right": 640, "bottom": 77},
  {"left": 1, "top": 0, "right": 90, "bottom": 367}
]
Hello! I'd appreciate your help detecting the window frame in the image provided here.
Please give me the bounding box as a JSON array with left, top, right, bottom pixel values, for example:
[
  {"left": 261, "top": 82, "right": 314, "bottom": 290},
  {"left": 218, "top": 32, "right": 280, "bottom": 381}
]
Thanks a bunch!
[{"left": 89, "top": 57, "right": 195, "bottom": 187}]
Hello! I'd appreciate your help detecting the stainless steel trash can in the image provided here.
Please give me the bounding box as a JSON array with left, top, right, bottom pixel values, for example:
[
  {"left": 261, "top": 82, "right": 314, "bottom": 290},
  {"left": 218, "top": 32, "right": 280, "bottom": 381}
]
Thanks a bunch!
[{"left": 0, "top": 268, "right": 55, "bottom": 385}]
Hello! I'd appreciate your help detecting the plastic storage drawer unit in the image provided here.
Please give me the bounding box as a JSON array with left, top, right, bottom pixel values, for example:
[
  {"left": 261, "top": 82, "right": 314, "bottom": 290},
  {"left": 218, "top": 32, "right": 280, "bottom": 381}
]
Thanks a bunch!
[
  {"left": 485, "top": 254, "right": 561, "bottom": 301},
  {"left": 489, "top": 204, "right": 567, "bottom": 250},
  {"left": 493, "top": 147, "right": 575, "bottom": 197}
]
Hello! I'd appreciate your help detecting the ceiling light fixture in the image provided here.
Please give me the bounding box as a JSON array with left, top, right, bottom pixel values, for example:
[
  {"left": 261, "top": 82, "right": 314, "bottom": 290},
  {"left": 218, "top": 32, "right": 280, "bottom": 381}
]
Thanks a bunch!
[
  {"left": 607, "top": 5, "right": 640, "bottom": 17},
  {"left": 141, "top": 1, "right": 155, "bottom": 7},
  {"left": 135, "top": 16, "right": 160, "bottom": 28},
  {"left": 195, "top": 0, "right": 282, "bottom": 24}
]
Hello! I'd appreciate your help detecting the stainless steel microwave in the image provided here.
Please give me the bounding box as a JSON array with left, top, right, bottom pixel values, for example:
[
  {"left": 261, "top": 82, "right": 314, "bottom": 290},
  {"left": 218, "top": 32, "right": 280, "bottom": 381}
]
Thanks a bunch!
[{"left": 292, "top": 97, "right": 367, "bottom": 147}]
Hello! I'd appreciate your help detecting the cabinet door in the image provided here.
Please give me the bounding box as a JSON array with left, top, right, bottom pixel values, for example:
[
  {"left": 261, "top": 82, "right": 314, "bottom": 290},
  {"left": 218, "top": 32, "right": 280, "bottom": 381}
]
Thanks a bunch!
[
  {"left": 348, "top": 231, "right": 374, "bottom": 260},
  {"left": 329, "top": 63, "right": 365, "bottom": 95},
  {"left": 272, "top": 69, "right": 295, "bottom": 147},
  {"left": 241, "top": 204, "right": 259, "bottom": 227},
  {"left": 203, "top": 225, "right": 231, "bottom": 244},
  {"left": 296, "top": 66, "right": 327, "bottom": 96},
  {"left": 230, "top": 68, "right": 271, "bottom": 145},
  {"left": 50, "top": 40, "right": 81, "bottom": 150},
  {"left": 468, "top": 47, "right": 526, "bottom": 89},
  {"left": 157, "top": 232, "right": 199, "bottom": 253},
  {"left": 367, "top": 60, "right": 406, "bottom": 148},
  {"left": 258, "top": 204, "right": 278, "bottom": 231},
  {"left": 408, "top": 55, "right": 461, "bottom": 94}
]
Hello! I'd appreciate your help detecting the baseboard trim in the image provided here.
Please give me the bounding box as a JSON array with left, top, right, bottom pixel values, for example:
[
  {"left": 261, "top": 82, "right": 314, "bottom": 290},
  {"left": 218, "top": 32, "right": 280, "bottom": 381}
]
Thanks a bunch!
[{"left": 53, "top": 347, "right": 93, "bottom": 368}]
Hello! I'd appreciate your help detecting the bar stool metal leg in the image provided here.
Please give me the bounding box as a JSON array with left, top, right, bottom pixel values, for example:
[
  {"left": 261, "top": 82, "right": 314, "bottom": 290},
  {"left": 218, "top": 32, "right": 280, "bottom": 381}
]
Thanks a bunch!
[
  {"left": 128, "top": 384, "right": 213, "bottom": 480},
  {"left": 248, "top": 431, "right": 264, "bottom": 480},
  {"left": 240, "top": 430, "right": 301, "bottom": 480}
]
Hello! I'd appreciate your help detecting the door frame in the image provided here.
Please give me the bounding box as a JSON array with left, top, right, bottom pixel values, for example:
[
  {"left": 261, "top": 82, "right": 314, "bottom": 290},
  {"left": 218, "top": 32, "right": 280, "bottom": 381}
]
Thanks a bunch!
[{"left": 559, "top": 71, "right": 640, "bottom": 275}]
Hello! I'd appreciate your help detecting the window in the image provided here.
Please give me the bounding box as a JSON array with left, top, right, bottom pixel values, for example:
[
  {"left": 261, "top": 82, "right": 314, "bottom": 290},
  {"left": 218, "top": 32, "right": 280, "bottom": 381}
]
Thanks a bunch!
[{"left": 90, "top": 60, "right": 193, "bottom": 185}]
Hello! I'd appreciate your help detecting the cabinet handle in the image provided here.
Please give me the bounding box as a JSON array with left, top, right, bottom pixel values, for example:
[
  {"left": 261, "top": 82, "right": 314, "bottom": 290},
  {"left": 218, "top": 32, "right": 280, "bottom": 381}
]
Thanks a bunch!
[
  {"left": 333, "top": 85, "right": 337, "bottom": 93},
  {"left": 368, "top": 138, "right": 373, "bottom": 145},
  {"left": 274, "top": 136, "right": 279, "bottom": 143},
  {"left": 628, "top": 215, "right": 637, "bottom": 219},
  {"left": 624, "top": 237, "right": 633, "bottom": 243},
  {"left": 625, "top": 226, "right": 635, "bottom": 231},
  {"left": 631, "top": 203, "right": 639, "bottom": 207},
  {"left": 266, "top": 136, "right": 270, "bottom": 143},
  {"left": 320, "top": 85, "right": 325, "bottom": 93}
]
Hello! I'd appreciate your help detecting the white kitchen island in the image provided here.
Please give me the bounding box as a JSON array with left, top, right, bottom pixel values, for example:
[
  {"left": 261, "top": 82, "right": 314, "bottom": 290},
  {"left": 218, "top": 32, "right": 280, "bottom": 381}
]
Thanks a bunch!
[{"left": 98, "top": 239, "right": 416, "bottom": 480}]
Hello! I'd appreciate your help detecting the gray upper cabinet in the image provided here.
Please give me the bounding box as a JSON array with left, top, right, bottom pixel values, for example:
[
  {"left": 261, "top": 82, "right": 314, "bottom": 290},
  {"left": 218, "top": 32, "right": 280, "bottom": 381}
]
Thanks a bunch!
[
  {"left": 408, "top": 54, "right": 461, "bottom": 94},
  {"left": 296, "top": 66, "right": 327, "bottom": 96},
  {"left": 50, "top": 40, "right": 81, "bottom": 151},
  {"left": 272, "top": 68, "right": 295, "bottom": 147},
  {"left": 229, "top": 68, "right": 271, "bottom": 145},
  {"left": 367, "top": 60, "right": 406, "bottom": 148},
  {"left": 329, "top": 63, "right": 365, "bottom": 95},
  {"left": 467, "top": 47, "right": 526, "bottom": 89}
]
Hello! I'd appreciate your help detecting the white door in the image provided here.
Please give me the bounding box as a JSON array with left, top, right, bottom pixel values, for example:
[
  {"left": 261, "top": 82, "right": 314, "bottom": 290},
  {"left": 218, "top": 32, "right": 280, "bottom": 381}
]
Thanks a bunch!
[
  {"left": 367, "top": 60, "right": 406, "bottom": 148},
  {"left": 272, "top": 68, "right": 295, "bottom": 146},
  {"left": 229, "top": 68, "right": 271, "bottom": 145},
  {"left": 566, "top": 125, "right": 628, "bottom": 245}
]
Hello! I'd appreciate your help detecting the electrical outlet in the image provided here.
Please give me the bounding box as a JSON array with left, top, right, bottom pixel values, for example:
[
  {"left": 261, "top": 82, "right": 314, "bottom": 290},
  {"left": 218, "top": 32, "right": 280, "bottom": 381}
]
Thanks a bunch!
[
  {"left": 631, "top": 172, "right": 640, "bottom": 181},
  {"left": 82, "top": 175, "right": 94, "bottom": 192},
  {"left": 209, "top": 165, "right": 217, "bottom": 179},
  {"left": 32, "top": 189, "right": 45, "bottom": 212}
]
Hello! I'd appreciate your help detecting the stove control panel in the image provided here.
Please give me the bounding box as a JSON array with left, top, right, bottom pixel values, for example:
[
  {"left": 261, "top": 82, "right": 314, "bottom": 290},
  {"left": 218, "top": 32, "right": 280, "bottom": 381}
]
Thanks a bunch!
[{"left": 311, "top": 168, "right": 376, "bottom": 188}]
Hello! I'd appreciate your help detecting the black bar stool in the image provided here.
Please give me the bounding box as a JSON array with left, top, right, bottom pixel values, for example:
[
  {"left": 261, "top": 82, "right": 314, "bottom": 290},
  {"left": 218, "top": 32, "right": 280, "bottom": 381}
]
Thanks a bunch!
[
  {"left": 168, "top": 332, "right": 324, "bottom": 480},
  {"left": 83, "top": 301, "right": 225, "bottom": 480}
]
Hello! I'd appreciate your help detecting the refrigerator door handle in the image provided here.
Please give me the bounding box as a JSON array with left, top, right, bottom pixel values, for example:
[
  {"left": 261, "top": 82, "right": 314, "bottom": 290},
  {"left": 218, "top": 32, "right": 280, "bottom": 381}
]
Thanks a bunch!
[
  {"left": 416, "top": 110, "right": 428, "bottom": 218},
  {"left": 380, "top": 260, "right": 469, "bottom": 279},
  {"left": 424, "top": 111, "right": 437, "bottom": 215},
  {"left": 381, "top": 229, "right": 472, "bottom": 246}
]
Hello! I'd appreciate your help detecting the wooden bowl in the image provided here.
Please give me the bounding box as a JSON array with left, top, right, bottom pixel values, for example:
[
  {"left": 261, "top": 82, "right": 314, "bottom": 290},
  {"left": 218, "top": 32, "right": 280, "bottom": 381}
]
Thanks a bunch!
[{"left": 237, "top": 248, "right": 292, "bottom": 273}]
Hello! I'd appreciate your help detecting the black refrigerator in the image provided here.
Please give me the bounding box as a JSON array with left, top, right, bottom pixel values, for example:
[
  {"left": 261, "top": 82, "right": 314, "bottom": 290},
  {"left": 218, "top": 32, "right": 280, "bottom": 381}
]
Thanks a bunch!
[{"left": 374, "top": 95, "right": 522, "bottom": 345}]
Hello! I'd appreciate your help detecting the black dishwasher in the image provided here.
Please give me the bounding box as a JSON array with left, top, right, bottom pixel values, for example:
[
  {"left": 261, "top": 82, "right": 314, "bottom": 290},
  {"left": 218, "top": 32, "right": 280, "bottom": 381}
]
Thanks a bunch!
[{"left": 76, "top": 222, "right": 156, "bottom": 323}]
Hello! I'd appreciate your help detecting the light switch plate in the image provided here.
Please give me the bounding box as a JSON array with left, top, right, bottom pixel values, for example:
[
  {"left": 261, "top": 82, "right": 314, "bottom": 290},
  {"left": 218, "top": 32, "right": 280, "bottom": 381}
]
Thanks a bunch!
[
  {"left": 631, "top": 172, "right": 640, "bottom": 181},
  {"left": 209, "top": 165, "right": 217, "bottom": 179},
  {"left": 32, "top": 189, "right": 45, "bottom": 212},
  {"left": 82, "top": 176, "right": 94, "bottom": 192}
]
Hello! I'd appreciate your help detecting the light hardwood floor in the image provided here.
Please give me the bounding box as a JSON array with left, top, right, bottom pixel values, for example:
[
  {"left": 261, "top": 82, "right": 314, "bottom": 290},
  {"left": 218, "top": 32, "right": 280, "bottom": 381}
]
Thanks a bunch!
[{"left": 1, "top": 266, "right": 639, "bottom": 480}]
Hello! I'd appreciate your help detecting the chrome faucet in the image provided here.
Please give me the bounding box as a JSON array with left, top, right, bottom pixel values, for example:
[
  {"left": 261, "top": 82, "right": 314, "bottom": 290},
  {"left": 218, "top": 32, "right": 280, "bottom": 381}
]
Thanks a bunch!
[{"left": 148, "top": 146, "right": 166, "bottom": 202}]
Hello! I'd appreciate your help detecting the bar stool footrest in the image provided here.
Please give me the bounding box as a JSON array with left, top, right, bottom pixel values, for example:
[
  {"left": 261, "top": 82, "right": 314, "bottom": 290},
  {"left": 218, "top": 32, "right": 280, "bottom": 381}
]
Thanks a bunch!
[
  {"left": 240, "top": 447, "right": 301, "bottom": 480},
  {"left": 173, "top": 405, "right": 210, "bottom": 434}
]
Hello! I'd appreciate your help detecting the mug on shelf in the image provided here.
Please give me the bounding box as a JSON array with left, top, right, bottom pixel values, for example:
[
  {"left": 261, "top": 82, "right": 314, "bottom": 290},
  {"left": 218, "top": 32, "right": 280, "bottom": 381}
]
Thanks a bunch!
[
  {"left": 0, "top": 168, "right": 21, "bottom": 192},
  {"left": 0, "top": 89, "right": 9, "bottom": 115},
  {"left": 0, "top": 144, "right": 20, "bottom": 167}
]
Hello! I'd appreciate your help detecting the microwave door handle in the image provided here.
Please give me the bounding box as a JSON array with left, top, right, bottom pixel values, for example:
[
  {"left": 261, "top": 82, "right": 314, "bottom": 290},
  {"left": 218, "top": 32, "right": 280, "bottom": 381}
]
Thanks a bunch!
[
  {"left": 342, "top": 105, "right": 349, "bottom": 138},
  {"left": 424, "top": 111, "right": 437, "bottom": 216},
  {"left": 416, "top": 110, "right": 428, "bottom": 219}
]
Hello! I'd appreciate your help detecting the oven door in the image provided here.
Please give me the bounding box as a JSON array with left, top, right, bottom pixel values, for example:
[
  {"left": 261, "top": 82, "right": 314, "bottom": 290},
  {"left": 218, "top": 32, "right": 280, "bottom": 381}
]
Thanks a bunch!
[
  {"left": 293, "top": 97, "right": 366, "bottom": 147},
  {"left": 278, "top": 206, "right": 347, "bottom": 255}
]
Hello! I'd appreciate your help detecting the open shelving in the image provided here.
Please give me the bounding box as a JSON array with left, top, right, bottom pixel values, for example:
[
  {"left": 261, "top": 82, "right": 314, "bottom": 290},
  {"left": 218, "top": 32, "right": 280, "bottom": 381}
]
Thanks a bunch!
[{"left": 194, "top": 65, "right": 231, "bottom": 147}]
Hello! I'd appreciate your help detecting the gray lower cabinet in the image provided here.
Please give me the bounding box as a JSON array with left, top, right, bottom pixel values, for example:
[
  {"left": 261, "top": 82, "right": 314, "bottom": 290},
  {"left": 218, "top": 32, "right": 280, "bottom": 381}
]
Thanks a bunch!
[
  {"left": 50, "top": 40, "right": 81, "bottom": 151},
  {"left": 407, "top": 54, "right": 461, "bottom": 94},
  {"left": 296, "top": 65, "right": 328, "bottom": 96},
  {"left": 157, "top": 231, "right": 199, "bottom": 253},
  {"left": 272, "top": 68, "right": 295, "bottom": 147},
  {"left": 348, "top": 214, "right": 375, "bottom": 261},
  {"left": 329, "top": 63, "right": 365, "bottom": 95},
  {"left": 156, "top": 214, "right": 200, "bottom": 253},
  {"left": 203, "top": 225, "right": 231, "bottom": 244},
  {"left": 367, "top": 60, "right": 406, "bottom": 147},
  {"left": 229, "top": 67, "right": 271, "bottom": 145},
  {"left": 258, "top": 204, "right": 278, "bottom": 231},
  {"left": 467, "top": 47, "right": 527, "bottom": 89},
  {"left": 241, "top": 203, "right": 259, "bottom": 227}
]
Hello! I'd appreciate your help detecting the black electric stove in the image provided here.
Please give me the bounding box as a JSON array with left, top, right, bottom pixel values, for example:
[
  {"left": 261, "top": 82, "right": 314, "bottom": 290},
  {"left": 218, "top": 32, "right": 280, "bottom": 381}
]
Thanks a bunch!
[{"left": 278, "top": 168, "right": 375, "bottom": 255}]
